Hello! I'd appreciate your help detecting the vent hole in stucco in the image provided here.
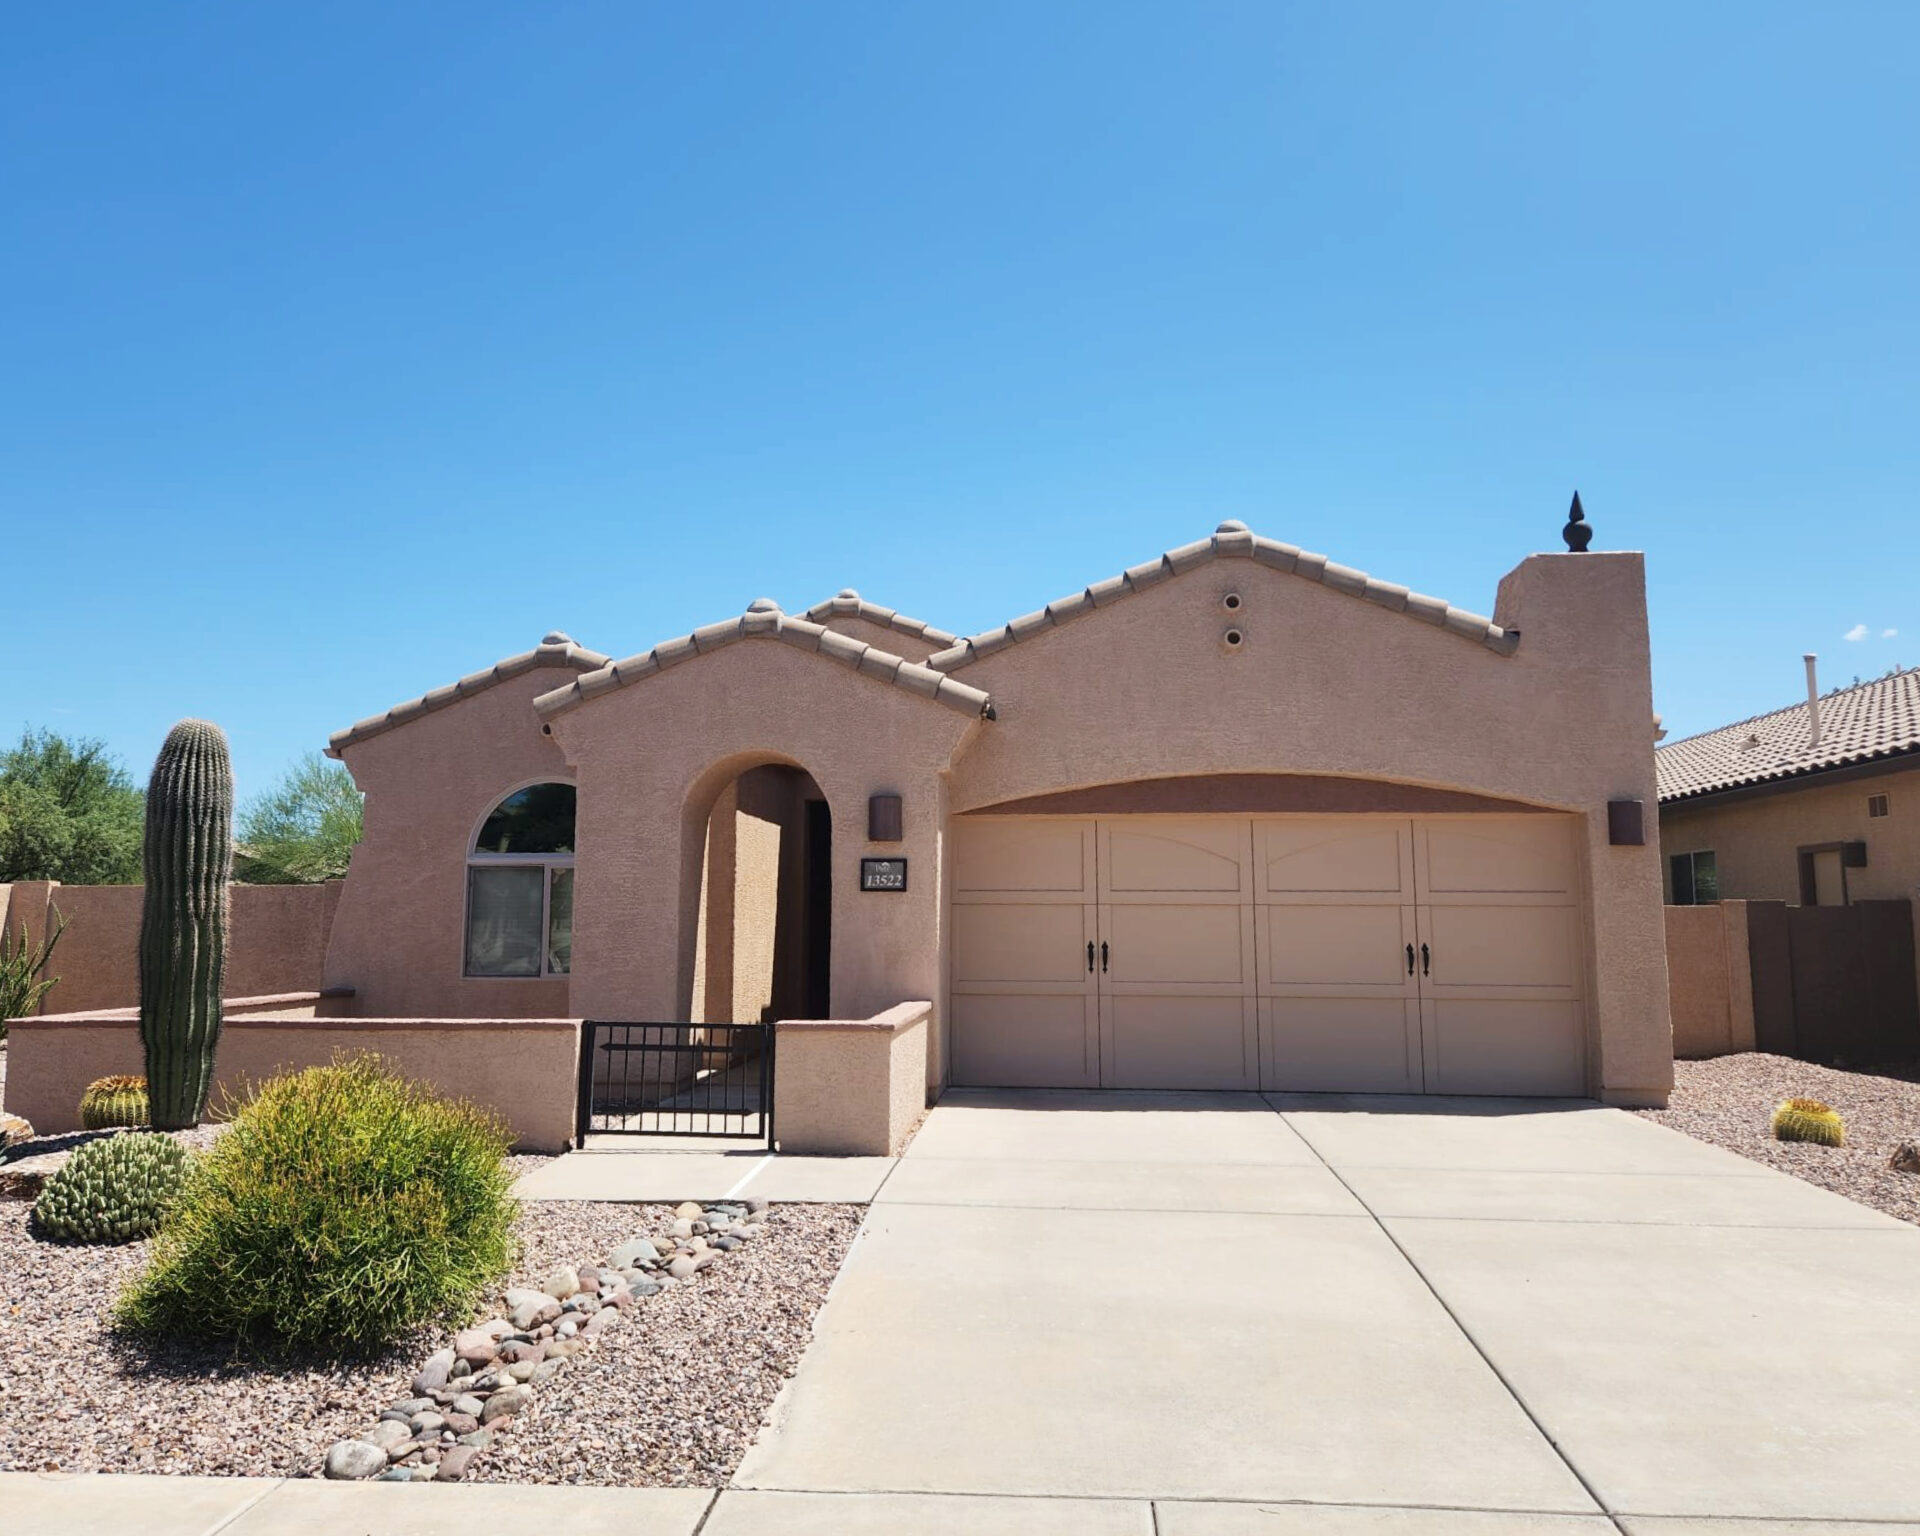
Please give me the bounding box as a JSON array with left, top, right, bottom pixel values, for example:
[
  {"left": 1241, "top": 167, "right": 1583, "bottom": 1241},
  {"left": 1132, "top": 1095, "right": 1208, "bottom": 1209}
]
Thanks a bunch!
[
  {"left": 1223, "top": 628, "right": 1245, "bottom": 652},
  {"left": 1222, "top": 592, "right": 1243, "bottom": 612}
]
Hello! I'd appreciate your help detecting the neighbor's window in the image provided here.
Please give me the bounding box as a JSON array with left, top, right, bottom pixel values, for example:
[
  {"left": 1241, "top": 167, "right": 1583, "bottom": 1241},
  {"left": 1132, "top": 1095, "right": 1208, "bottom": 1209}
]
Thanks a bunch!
[
  {"left": 465, "top": 783, "right": 575, "bottom": 977},
  {"left": 1868, "top": 793, "right": 1890, "bottom": 819},
  {"left": 1669, "top": 849, "right": 1719, "bottom": 906}
]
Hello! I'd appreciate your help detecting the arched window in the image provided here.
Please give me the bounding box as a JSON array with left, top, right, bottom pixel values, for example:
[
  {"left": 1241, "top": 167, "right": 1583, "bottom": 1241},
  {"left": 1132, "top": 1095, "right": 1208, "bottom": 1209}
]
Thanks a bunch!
[{"left": 465, "top": 783, "right": 575, "bottom": 978}]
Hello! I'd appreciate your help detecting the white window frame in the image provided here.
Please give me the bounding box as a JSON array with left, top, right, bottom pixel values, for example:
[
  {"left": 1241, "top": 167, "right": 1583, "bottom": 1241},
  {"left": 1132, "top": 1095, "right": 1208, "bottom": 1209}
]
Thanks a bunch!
[{"left": 463, "top": 780, "right": 576, "bottom": 980}]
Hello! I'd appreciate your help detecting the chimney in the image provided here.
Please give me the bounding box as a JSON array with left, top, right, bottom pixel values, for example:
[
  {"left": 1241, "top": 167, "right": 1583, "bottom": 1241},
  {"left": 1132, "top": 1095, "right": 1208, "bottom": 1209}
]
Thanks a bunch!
[{"left": 1804, "top": 653, "right": 1823, "bottom": 748}]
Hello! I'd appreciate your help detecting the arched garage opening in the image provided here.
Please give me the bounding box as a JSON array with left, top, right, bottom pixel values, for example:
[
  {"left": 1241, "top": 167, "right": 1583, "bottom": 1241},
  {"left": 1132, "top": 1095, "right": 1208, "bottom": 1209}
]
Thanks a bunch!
[{"left": 689, "top": 759, "right": 832, "bottom": 1025}]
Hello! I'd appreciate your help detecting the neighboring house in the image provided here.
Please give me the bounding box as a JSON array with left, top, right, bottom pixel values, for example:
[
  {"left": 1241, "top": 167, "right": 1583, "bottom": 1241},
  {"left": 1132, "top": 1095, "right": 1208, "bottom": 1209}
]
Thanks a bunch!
[
  {"left": 1656, "top": 663, "right": 1920, "bottom": 911},
  {"left": 322, "top": 520, "right": 1672, "bottom": 1106}
]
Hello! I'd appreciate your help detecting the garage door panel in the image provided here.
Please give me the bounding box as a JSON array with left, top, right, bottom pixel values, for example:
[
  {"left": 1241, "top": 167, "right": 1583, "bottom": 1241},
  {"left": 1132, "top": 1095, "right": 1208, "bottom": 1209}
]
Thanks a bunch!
[
  {"left": 1103, "top": 995, "right": 1256, "bottom": 1090},
  {"left": 1421, "top": 999, "right": 1585, "bottom": 1097},
  {"left": 951, "top": 993, "right": 1100, "bottom": 1088},
  {"left": 1257, "top": 820, "right": 1413, "bottom": 899},
  {"left": 1100, "top": 819, "right": 1251, "bottom": 901},
  {"left": 953, "top": 819, "right": 1092, "bottom": 898},
  {"left": 1259, "top": 904, "right": 1416, "bottom": 991},
  {"left": 1422, "top": 904, "right": 1579, "bottom": 995},
  {"left": 1103, "top": 903, "right": 1252, "bottom": 989},
  {"left": 1415, "top": 819, "right": 1575, "bottom": 902},
  {"left": 1261, "top": 998, "right": 1421, "bottom": 1094},
  {"left": 952, "top": 903, "right": 1093, "bottom": 987}
]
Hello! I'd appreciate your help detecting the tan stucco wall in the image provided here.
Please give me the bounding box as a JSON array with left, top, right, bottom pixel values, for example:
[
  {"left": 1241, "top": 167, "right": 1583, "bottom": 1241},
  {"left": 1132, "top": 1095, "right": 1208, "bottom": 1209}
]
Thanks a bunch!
[
  {"left": 6, "top": 1014, "right": 579, "bottom": 1151},
  {"left": 546, "top": 643, "right": 980, "bottom": 1066},
  {"left": 774, "top": 1001, "right": 929, "bottom": 1155},
  {"left": 940, "top": 551, "right": 1671, "bottom": 1104},
  {"left": 0, "top": 882, "right": 342, "bottom": 1016},
  {"left": 327, "top": 667, "right": 579, "bottom": 1017},
  {"left": 1664, "top": 902, "right": 1756, "bottom": 1058},
  {"left": 1661, "top": 764, "right": 1920, "bottom": 999}
]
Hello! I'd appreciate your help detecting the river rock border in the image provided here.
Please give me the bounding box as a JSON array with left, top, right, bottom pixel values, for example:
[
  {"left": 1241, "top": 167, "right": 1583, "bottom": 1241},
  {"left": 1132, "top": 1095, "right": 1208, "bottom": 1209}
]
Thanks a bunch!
[{"left": 321, "top": 1199, "right": 767, "bottom": 1482}]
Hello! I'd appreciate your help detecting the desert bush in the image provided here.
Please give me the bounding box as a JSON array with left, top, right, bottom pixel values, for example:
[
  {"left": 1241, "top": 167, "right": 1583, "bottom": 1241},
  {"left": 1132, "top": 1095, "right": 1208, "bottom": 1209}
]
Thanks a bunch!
[
  {"left": 1771, "top": 1096, "right": 1846, "bottom": 1146},
  {"left": 80, "top": 1075, "right": 150, "bottom": 1130},
  {"left": 32, "top": 1132, "right": 190, "bottom": 1243},
  {"left": 117, "top": 1055, "right": 519, "bottom": 1356}
]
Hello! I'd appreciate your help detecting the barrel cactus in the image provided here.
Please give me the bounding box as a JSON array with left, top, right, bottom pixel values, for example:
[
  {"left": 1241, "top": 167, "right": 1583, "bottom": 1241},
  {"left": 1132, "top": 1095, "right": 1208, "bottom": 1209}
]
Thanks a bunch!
[
  {"left": 1771, "top": 1096, "right": 1846, "bottom": 1146},
  {"left": 31, "top": 1132, "right": 191, "bottom": 1243},
  {"left": 80, "top": 1075, "right": 150, "bottom": 1130},
  {"left": 139, "top": 720, "right": 234, "bottom": 1131}
]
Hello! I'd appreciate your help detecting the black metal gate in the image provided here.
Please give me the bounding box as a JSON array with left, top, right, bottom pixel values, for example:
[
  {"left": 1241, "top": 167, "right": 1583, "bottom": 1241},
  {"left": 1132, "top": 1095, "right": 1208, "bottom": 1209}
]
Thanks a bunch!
[{"left": 576, "top": 1021, "right": 774, "bottom": 1145}]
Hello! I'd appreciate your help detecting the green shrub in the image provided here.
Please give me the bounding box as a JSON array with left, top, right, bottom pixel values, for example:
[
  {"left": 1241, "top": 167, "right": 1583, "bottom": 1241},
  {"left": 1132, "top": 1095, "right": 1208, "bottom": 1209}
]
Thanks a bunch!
[
  {"left": 117, "top": 1055, "right": 519, "bottom": 1357},
  {"left": 81, "top": 1075, "right": 150, "bottom": 1130},
  {"left": 32, "top": 1132, "right": 191, "bottom": 1243}
]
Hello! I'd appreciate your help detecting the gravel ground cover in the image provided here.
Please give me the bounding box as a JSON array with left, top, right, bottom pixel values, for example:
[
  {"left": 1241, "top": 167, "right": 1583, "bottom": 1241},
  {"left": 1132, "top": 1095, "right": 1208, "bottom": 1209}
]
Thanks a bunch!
[
  {"left": 1635, "top": 1052, "right": 1920, "bottom": 1226},
  {"left": 0, "top": 1195, "right": 860, "bottom": 1483}
]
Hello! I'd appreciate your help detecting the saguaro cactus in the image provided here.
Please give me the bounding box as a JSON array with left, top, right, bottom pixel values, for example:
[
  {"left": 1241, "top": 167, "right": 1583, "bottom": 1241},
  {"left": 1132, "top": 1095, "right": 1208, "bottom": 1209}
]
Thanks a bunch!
[{"left": 139, "top": 720, "right": 234, "bottom": 1129}]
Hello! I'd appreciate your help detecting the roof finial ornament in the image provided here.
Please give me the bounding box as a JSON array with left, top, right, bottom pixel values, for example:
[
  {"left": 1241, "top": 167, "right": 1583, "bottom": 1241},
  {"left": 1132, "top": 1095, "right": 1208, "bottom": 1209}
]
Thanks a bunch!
[{"left": 1562, "top": 491, "right": 1592, "bottom": 552}]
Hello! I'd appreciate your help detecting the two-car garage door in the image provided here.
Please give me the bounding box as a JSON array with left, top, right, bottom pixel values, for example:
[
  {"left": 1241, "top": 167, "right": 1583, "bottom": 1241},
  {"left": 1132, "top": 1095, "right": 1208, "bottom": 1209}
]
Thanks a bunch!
[{"left": 949, "top": 815, "right": 1586, "bottom": 1096}]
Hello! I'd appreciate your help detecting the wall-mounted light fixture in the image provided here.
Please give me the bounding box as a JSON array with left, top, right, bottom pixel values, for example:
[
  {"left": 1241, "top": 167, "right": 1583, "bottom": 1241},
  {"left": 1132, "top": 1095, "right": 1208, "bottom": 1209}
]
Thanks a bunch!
[{"left": 868, "top": 793, "right": 903, "bottom": 842}]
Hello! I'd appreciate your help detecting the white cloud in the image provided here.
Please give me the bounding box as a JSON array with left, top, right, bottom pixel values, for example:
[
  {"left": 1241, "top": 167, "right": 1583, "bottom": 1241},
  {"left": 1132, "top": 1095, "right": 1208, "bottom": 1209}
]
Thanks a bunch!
[
  {"left": 1845, "top": 623, "right": 1869, "bottom": 641},
  {"left": 1884, "top": 628, "right": 1899, "bottom": 639}
]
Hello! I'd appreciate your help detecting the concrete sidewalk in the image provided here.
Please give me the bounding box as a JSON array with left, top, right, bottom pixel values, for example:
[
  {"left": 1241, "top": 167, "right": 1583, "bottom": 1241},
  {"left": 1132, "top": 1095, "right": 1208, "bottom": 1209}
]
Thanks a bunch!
[{"left": 513, "top": 1145, "right": 897, "bottom": 1204}]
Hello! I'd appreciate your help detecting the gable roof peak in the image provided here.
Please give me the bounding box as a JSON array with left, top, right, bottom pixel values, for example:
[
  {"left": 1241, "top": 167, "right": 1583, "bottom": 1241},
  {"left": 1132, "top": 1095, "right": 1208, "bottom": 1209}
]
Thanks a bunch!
[
  {"left": 923, "top": 521, "right": 1518, "bottom": 671},
  {"left": 800, "top": 591, "right": 959, "bottom": 646}
]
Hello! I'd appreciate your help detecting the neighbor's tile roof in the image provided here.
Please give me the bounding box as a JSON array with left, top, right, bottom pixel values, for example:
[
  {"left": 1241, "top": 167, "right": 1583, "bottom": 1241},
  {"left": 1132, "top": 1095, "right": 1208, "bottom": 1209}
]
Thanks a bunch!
[
  {"left": 533, "top": 600, "right": 995, "bottom": 722},
  {"left": 1656, "top": 666, "right": 1920, "bottom": 803},
  {"left": 923, "top": 520, "right": 1519, "bottom": 671},
  {"left": 802, "top": 589, "right": 958, "bottom": 647},
  {"left": 327, "top": 632, "right": 610, "bottom": 754}
]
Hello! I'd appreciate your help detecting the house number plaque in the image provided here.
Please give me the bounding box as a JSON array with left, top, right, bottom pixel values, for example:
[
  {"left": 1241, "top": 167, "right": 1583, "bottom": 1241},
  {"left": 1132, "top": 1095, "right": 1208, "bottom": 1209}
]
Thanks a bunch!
[{"left": 860, "top": 857, "right": 908, "bottom": 892}]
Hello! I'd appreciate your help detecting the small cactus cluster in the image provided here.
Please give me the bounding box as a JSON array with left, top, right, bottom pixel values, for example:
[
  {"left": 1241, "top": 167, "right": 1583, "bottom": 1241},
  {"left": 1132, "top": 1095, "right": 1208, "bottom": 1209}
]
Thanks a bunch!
[
  {"left": 80, "top": 1075, "right": 150, "bottom": 1130},
  {"left": 1771, "top": 1096, "right": 1846, "bottom": 1147},
  {"left": 31, "top": 1132, "right": 191, "bottom": 1243}
]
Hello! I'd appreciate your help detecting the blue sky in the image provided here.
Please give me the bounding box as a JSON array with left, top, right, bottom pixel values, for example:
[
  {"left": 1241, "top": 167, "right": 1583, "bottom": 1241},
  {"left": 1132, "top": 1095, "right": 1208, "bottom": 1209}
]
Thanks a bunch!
[{"left": 4, "top": 3, "right": 1915, "bottom": 799}]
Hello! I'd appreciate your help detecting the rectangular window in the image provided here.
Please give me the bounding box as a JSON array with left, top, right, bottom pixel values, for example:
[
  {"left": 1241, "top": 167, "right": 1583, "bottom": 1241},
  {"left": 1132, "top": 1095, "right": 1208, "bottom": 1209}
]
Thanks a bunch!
[
  {"left": 1868, "top": 793, "right": 1890, "bottom": 818},
  {"left": 466, "top": 866, "right": 546, "bottom": 977},
  {"left": 1670, "top": 850, "right": 1718, "bottom": 905}
]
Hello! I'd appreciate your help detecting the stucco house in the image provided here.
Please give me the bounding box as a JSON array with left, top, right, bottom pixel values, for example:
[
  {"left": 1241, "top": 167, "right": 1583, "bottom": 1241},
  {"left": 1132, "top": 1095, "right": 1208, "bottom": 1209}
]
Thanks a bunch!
[
  {"left": 1657, "top": 660, "right": 1920, "bottom": 912},
  {"left": 321, "top": 520, "right": 1673, "bottom": 1109}
]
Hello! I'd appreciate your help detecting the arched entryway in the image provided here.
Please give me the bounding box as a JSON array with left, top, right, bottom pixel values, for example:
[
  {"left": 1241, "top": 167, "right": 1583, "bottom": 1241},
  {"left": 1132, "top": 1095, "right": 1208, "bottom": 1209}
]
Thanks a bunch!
[{"left": 688, "top": 760, "right": 832, "bottom": 1024}]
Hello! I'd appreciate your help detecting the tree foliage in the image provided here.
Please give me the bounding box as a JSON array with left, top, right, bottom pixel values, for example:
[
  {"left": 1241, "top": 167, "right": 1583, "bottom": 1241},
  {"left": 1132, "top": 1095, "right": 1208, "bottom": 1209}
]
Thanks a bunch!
[
  {"left": 235, "top": 754, "right": 363, "bottom": 884},
  {"left": 0, "top": 730, "right": 145, "bottom": 884}
]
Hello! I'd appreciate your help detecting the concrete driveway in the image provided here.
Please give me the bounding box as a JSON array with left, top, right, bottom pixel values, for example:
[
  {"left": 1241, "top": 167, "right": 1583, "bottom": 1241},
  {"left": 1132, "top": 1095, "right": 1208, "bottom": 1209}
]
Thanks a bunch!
[{"left": 731, "top": 1088, "right": 1920, "bottom": 1533}]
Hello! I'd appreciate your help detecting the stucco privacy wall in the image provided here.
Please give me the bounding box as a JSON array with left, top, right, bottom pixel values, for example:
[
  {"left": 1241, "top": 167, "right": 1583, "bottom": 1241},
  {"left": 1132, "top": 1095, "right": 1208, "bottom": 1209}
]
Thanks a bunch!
[
  {"left": 936, "top": 549, "right": 1671, "bottom": 1103},
  {"left": 544, "top": 640, "right": 982, "bottom": 1077},
  {"left": 0, "top": 881, "right": 342, "bottom": 1015},
  {"left": 1661, "top": 762, "right": 1920, "bottom": 997},
  {"left": 7, "top": 1012, "right": 578, "bottom": 1151},
  {"left": 1664, "top": 902, "right": 1757, "bottom": 1058},
  {"left": 326, "top": 665, "right": 583, "bottom": 1017},
  {"left": 774, "top": 1001, "right": 930, "bottom": 1156}
]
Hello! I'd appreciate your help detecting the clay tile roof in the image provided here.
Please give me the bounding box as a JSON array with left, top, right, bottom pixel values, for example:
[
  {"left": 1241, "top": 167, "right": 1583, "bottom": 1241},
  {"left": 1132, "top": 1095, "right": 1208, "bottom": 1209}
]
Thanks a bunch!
[
  {"left": 921, "top": 520, "right": 1518, "bottom": 671},
  {"left": 1656, "top": 666, "right": 1920, "bottom": 803},
  {"left": 533, "top": 601, "right": 994, "bottom": 723},
  {"left": 800, "top": 588, "right": 960, "bottom": 647},
  {"left": 327, "top": 633, "right": 611, "bottom": 755}
]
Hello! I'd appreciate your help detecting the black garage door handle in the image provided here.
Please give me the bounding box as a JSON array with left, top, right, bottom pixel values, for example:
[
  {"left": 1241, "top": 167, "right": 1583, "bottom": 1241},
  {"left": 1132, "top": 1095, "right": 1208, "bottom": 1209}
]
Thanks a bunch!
[
  {"left": 1405, "top": 943, "right": 1415, "bottom": 976},
  {"left": 1421, "top": 942, "right": 1430, "bottom": 976},
  {"left": 1087, "top": 941, "right": 1095, "bottom": 974}
]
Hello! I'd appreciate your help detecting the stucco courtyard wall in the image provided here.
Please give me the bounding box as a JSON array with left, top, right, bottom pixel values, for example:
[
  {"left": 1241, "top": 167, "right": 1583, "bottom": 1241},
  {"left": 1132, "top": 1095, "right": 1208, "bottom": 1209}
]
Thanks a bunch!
[
  {"left": 326, "top": 666, "right": 581, "bottom": 1018},
  {"left": 0, "top": 881, "right": 342, "bottom": 1015},
  {"left": 774, "top": 1001, "right": 930, "bottom": 1155},
  {"left": 1664, "top": 901, "right": 1757, "bottom": 1058},
  {"left": 6, "top": 1008, "right": 578, "bottom": 1151},
  {"left": 941, "top": 550, "right": 1672, "bottom": 1104}
]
